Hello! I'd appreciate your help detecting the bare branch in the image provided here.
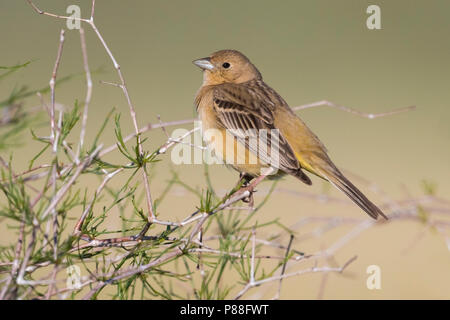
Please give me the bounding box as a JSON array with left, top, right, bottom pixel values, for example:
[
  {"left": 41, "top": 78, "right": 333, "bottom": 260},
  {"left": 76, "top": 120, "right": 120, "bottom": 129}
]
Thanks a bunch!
[
  {"left": 77, "top": 27, "right": 93, "bottom": 158},
  {"left": 292, "top": 100, "right": 415, "bottom": 119}
]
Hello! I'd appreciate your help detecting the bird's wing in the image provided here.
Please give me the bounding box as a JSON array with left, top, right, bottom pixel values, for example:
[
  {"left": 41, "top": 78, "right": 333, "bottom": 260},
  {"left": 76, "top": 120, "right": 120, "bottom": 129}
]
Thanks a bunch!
[{"left": 213, "top": 82, "right": 311, "bottom": 184}]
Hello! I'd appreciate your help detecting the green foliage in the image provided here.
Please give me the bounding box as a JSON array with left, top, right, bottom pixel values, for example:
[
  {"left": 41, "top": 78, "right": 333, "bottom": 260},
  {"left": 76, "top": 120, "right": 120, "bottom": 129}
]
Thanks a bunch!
[
  {"left": 0, "top": 69, "right": 293, "bottom": 299},
  {"left": 421, "top": 179, "right": 437, "bottom": 196},
  {"left": 0, "top": 62, "right": 41, "bottom": 150}
]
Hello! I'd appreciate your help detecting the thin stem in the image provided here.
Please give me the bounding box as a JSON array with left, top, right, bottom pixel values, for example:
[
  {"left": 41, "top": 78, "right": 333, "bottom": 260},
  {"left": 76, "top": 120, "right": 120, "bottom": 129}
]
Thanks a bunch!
[{"left": 77, "top": 27, "right": 93, "bottom": 159}]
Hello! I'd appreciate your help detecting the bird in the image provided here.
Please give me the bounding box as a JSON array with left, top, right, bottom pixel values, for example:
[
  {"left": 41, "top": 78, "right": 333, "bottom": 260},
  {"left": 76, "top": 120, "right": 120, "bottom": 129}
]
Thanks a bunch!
[{"left": 193, "top": 49, "right": 387, "bottom": 220}]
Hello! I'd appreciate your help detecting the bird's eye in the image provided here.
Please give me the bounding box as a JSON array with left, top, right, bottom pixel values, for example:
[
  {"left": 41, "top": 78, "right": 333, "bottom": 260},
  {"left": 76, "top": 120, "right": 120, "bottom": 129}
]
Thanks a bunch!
[{"left": 222, "top": 62, "right": 230, "bottom": 69}]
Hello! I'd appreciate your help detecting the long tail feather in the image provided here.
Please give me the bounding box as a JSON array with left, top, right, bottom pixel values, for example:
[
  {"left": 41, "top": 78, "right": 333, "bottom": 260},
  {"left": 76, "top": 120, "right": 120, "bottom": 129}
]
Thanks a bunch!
[{"left": 319, "top": 168, "right": 387, "bottom": 220}]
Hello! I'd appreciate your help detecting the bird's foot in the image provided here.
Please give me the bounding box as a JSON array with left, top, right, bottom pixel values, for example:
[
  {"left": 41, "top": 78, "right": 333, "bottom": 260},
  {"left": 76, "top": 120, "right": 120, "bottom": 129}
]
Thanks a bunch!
[
  {"left": 238, "top": 173, "right": 256, "bottom": 207},
  {"left": 242, "top": 187, "right": 254, "bottom": 203},
  {"left": 241, "top": 192, "right": 254, "bottom": 207}
]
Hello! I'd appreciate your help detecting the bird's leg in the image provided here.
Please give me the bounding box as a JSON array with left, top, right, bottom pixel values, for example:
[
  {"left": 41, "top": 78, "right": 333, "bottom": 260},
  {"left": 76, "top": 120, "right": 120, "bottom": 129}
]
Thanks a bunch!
[
  {"left": 239, "top": 172, "right": 253, "bottom": 187},
  {"left": 238, "top": 172, "right": 255, "bottom": 205},
  {"left": 231, "top": 172, "right": 271, "bottom": 209}
]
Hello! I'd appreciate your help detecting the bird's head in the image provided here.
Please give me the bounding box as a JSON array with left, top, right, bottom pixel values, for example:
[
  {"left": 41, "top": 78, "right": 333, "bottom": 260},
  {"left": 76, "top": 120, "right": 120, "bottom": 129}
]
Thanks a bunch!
[{"left": 193, "top": 49, "right": 261, "bottom": 85}]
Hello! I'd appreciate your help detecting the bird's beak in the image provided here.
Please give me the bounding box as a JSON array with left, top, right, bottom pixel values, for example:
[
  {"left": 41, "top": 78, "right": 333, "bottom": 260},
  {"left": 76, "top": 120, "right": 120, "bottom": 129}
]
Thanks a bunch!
[{"left": 193, "top": 57, "right": 214, "bottom": 71}]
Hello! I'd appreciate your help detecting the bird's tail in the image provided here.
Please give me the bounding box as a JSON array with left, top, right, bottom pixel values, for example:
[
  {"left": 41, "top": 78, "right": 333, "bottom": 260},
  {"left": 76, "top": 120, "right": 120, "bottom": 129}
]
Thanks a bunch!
[{"left": 317, "top": 167, "right": 387, "bottom": 220}]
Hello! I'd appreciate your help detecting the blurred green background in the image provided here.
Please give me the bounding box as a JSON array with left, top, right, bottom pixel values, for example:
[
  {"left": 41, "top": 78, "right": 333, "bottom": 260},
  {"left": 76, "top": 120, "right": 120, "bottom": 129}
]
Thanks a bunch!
[{"left": 1, "top": 0, "right": 449, "bottom": 299}]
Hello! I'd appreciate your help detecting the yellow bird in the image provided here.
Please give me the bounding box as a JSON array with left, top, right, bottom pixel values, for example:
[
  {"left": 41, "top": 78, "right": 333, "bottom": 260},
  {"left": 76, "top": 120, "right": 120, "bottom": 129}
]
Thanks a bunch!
[{"left": 193, "top": 49, "right": 387, "bottom": 220}]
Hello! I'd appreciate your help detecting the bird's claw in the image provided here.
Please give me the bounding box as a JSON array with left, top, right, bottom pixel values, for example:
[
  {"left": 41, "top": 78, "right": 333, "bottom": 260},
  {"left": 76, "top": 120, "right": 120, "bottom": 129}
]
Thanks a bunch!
[
  {"left": 241, "top": 186, "right": 256, "bottom": 207},
  {"left": 237, "top": 173, "right": 255, "bottom": 206}
]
